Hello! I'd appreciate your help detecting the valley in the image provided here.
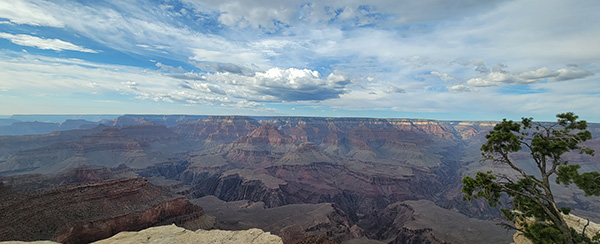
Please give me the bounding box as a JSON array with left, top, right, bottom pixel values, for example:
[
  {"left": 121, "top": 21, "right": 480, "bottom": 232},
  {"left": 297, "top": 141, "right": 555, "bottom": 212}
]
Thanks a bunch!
[{"left": 1, "top": 115, "right": 598, "bottom": 243}]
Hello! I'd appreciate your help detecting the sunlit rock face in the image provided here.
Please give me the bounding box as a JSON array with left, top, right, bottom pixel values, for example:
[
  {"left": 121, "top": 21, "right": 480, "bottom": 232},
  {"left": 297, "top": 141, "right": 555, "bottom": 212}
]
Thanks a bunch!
[
  {"left": 92, "top": 225, "right": 283, "bottom": 244},
  {"left": 511, "top": 213, "right": 600, "bottom": 244}
]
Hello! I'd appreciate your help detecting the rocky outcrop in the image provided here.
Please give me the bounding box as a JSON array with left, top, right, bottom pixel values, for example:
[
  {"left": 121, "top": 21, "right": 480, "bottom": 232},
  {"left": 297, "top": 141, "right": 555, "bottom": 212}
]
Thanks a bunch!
[
  {"left": 0, "top": 177, "right": 211, "bottom": 244},
  {"left": 563, "top": 213, "right": 600, "bottom": 239},
  {"left": 93, "top": 224, "right": 282, "bottom": 244},
  {"left": 0, "top": 225, "right": 282, "bottom": 244},
  {"left": 511, "top": 213, "right": 600, "bottom": 244}
]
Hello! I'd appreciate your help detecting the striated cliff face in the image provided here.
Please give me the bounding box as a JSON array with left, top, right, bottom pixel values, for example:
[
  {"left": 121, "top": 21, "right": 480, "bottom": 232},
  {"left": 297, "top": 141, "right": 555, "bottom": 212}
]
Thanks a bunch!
[
  {"left": 0, "top": 175, "right": 211, "bottom": 244},
  {"left": 172, "top": 116, "right": 260, "bottom": 148}
]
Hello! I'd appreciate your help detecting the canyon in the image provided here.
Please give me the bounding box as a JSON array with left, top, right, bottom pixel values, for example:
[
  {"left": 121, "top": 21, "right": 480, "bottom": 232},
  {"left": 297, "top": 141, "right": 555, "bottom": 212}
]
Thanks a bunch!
[{"left": 1, "top": 115, "right": 599, "bottom": 243}]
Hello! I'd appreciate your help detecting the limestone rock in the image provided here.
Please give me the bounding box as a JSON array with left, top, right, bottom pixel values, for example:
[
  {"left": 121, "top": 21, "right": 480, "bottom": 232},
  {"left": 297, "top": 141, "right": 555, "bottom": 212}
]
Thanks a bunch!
[
  {"left": 563, "top": 213, "right": 600, "bottom": 239},
  {"left": 511, "top": 213, "right": 600, "bottom": 244},
  {"left": 91, "top": 224, "right": 283, "bottom": 244}
]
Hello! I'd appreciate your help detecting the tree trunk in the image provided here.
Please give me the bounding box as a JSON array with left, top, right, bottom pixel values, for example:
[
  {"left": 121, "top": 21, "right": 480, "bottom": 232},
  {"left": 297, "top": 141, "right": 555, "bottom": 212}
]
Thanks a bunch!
[{"left": 550, "top": 203, "right": 574, "bottom": 244}]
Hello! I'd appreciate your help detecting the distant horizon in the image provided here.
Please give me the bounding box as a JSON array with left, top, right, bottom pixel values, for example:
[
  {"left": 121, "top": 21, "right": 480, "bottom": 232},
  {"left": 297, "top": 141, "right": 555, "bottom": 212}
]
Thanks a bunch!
[{"left": 2, "top": 113, "right": 598, "bottom": 124}]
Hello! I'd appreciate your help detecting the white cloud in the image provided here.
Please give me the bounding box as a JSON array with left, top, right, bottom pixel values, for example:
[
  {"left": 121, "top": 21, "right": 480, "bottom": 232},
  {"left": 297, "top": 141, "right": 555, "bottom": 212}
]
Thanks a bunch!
[
  {"left": 0, "top": 33, "right": 98, "bottom": 53},
  {"left": 183, "top": 0, "right": 505, "bottom": 29},
  {"left": 467, "top": 72, "right": 515, "bottom": 87},
  {"left": 216, "top": 1, "right": 295, "bottom": 31},
  {"left": 1, "top": 1, "right": 255, "bottom": 66},
  {"left": 0, "top": 53, "right": 230, "bottom": 107},
  {"left": 518, "top": 67, "right": 559, "bottom": 82},
  {"left": 466, "top": 66, "right": 594, "bottom": 87},
  {"left": 1, "top": 0, "right": 599, "bottom": 121},
  {"left": 447, "top": 84, "right": 473, "bottom": 92},
  {"left": 466, "top": 78, "right": 497, "bottom": 87},
  {"left": 205, "top": 67, "right": 350, "bottom": 102},
  {"left": 0, "top": 0, "right": 64, "bottom": 27},
  {"left": 555, "top": 69, "right": 594, "bottom": 81},
  {"left": 431, "top": 71, "right": 455, "bottom": 82},
  {"left": 0, "top": 53, "right": 351, "bottom": 111}
]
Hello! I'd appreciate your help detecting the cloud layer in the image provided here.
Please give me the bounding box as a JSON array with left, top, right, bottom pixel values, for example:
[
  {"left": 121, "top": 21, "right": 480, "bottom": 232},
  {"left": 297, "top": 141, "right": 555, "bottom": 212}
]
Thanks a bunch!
[
  {"left": 0, "top": 0, "right": 599, "bottom": 121},
  {"left": 0, "top": 33, "right": 97, "bottom": 53}
]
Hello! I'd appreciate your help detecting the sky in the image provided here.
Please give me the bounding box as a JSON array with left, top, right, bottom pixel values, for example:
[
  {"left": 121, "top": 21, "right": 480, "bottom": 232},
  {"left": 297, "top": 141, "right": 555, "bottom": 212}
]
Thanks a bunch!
[{"left": 0, "top": 0, "right": 599, "bottom": 122}]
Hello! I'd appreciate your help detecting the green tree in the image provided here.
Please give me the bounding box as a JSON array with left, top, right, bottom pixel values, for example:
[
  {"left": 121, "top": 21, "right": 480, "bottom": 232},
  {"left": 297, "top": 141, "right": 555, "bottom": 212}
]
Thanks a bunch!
[{"left": 462, "top": 112, "right": 600, "bottom": 244}]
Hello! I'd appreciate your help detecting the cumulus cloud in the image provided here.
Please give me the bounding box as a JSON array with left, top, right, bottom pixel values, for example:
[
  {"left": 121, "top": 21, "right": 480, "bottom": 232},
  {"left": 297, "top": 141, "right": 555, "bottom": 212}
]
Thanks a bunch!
[
  {"left": 0, "top": 33, "right": 98, "bottom": 53},
  {"left": 204, "top": 67, "right": 351, "bottom": 102},
  {"left": 247, "top": 68, "right": 349, "bottom": 101},
  {"left": 326, "top": 71, "right": 352, "bottom": 88}
]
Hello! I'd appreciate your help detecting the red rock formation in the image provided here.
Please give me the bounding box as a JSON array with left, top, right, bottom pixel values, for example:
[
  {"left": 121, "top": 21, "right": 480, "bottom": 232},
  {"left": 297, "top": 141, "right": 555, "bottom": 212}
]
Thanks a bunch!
[
  {"left": 0, "top": 177, "right": 210, "bottom": 244},
  {"left": 240, "top": 123, "right": 294, "bottom": 145},
  {"left": 54, "top": 197, "right": 205, "bottom": 244},
  {"left": 172, "top": 116, "right": 259, "bottom": 142}
]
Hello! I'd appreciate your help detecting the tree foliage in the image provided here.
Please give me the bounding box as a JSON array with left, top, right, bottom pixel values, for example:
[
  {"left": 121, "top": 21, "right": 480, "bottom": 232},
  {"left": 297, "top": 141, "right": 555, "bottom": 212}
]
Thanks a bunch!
[{"left": 462, "top": 112, "right": 599, "bottom": 244}]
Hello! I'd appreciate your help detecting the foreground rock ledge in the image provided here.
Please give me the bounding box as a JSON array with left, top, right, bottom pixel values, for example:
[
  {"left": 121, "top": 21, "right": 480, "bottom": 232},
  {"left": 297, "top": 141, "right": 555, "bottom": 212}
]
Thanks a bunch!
[{"left": 1, "top": 225, "right": 283, "bottom": 244}]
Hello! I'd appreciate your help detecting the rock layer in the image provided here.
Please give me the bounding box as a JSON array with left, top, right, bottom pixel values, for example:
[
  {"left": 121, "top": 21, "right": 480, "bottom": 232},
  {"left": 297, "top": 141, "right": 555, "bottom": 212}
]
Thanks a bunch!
[{"left": 0, "top": 177, "right": 211, "bottom": 244}]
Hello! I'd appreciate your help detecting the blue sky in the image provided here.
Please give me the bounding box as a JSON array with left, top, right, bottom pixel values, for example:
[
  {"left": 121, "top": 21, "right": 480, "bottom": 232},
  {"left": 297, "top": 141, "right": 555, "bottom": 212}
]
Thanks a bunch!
[{"left": 0, "top": 0, "right": 599, "bottom": 122}]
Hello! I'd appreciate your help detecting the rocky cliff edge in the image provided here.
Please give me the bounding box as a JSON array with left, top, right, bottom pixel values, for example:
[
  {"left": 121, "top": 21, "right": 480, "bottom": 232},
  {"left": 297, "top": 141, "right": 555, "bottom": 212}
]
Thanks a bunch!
[{"left": 0, "top": 225, "right": 283, "bottom": 244}]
